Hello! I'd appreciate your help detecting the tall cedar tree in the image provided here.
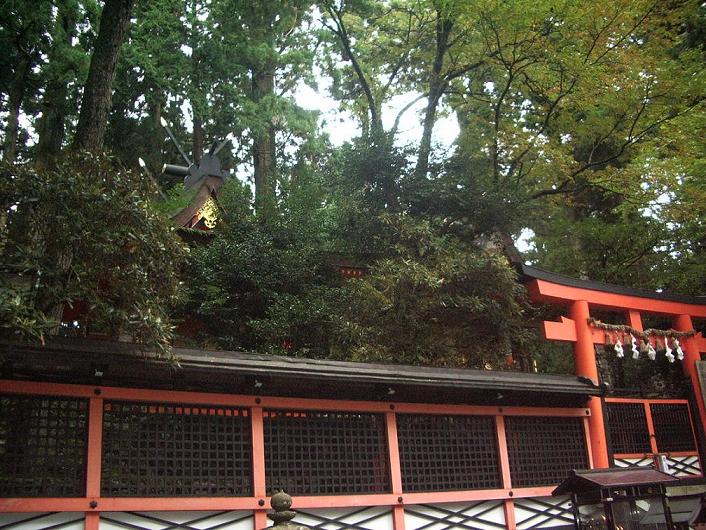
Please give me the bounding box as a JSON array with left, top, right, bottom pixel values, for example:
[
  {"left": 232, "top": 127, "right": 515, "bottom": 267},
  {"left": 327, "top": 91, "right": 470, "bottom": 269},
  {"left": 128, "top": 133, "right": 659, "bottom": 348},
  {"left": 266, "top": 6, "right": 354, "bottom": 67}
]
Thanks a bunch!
[
  {"left": 1, "top": 2, "right": 52, "bottom": 161},
  {"left": 73, "top": 0, "right": 135, "bottom": 152},
  {"left": 36, "top": 0, "right": 82, "bottom": 166}
]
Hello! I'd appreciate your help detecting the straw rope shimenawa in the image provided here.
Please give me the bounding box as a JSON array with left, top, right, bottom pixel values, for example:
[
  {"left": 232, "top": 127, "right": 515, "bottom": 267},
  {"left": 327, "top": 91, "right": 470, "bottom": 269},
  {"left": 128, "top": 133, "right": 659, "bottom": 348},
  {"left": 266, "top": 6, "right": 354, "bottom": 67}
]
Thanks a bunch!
[{"left": 588, "top": 317, "right": 696, "bottom": 340}]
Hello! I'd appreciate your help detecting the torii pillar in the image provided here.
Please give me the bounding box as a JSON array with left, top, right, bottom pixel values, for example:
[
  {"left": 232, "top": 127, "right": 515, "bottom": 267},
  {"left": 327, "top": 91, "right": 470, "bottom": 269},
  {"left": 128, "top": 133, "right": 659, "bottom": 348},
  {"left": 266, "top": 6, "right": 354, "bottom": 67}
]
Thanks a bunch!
[
  {"left": 674, "top": 314, "right": 706, "bottom": 440},
  {"left": 569, "top": 300, "right": 610, "bottom": 468},
  {"left": 538, "top": 300, "right": 611, "bottom": 468},
  {"left": 528, "top": 267, "right": 706, "bottom": 470}
]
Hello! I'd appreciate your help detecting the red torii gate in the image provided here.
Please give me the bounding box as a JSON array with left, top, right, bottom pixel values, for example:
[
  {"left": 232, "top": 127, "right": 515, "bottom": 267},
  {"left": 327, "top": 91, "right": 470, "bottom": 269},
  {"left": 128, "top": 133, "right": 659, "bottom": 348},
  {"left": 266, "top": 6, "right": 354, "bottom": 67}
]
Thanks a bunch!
[{"left": 522, "top": 265, "right": 706, "bottom": 469}]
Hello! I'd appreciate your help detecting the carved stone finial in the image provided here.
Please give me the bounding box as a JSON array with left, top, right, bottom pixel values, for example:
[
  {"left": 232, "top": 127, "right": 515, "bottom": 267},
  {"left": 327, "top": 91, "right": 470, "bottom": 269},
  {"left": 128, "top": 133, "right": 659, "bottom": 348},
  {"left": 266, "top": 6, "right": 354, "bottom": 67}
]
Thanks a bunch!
[
  {"left": 269, "top": 490, "right": 295, "bottom": 524},
  {"left": 267, "top": 491, "right": 310, "bottom": 530}
]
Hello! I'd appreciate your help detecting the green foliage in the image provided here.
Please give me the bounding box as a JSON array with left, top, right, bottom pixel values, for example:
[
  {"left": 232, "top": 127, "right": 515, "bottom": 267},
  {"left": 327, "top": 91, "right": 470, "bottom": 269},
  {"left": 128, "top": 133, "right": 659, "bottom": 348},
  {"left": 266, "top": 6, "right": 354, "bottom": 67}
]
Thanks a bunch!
[
  {"left": 2, "top": 0, "right": 705, "bottom": 371},
  {"left": 339, "top": 214, "right": 528, "bottom": 368},
  {"left": 0, "top": 283, "right": 56, "bottom": 342},
  {"left": 180, "top": 168, "right": 342, "bottom": 355},
  {"left": 180, "top": 133, "right": 529, "bottom": 369},
  {"left": 153, "top": 183, "right": 197, "bottom": 217},
  {"left": 528, "top": 207, "right": 673, "bottom": 289},
  {"left": 426, "top": 0, "right": 706, "bottom": 293},
  {"left": 0, "top": 153, "right": 185, "bottom": 353},
  {"left": 106, "top": 0, "right": 192, "bottom": 169}
]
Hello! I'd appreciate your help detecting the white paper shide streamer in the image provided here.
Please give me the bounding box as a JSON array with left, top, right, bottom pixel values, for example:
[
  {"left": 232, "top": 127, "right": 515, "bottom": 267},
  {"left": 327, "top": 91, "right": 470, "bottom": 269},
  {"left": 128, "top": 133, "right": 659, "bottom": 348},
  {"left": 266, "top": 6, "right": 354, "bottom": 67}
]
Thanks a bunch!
[
  {"left": 631, "top": 335, "right": 640, "bottom": 359},
  {"left": 664, "top": 339, "right": 675, "bottom": 363}
]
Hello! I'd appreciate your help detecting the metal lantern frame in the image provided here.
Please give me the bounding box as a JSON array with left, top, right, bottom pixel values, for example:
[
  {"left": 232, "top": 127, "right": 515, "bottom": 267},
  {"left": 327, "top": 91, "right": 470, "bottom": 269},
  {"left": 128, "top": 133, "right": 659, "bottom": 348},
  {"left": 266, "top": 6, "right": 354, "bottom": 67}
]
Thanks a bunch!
[{"left": 554, "top": 468, "right": 677, "bottom": 530}]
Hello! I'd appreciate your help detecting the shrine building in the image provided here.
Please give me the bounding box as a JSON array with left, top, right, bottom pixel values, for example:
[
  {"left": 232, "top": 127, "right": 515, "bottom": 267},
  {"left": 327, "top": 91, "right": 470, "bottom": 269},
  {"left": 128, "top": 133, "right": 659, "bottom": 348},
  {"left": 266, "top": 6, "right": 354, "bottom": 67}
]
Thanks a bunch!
[{"left": 1, "top": 265, "right": 705, "bottom": 530}]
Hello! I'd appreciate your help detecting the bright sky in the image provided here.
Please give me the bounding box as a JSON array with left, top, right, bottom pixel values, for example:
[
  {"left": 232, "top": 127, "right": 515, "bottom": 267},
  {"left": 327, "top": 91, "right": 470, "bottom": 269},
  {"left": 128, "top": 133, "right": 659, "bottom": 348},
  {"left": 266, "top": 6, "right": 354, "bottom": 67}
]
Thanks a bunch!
[{"left": 292, "top": 79, "right": 461, "bottom": 149}]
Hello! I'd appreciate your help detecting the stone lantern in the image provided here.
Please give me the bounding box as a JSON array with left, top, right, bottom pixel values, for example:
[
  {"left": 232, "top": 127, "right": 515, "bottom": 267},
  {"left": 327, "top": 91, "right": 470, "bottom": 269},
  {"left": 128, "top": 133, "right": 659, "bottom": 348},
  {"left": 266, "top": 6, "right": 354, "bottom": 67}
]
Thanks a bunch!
[{"left": 267, "top": 491, "right": 311, "bottom": 530}]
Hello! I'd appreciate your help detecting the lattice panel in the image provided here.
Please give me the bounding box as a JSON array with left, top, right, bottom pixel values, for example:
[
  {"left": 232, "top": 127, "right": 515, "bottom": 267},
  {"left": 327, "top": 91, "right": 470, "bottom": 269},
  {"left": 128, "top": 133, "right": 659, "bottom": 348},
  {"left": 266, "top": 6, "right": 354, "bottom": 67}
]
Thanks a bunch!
[
  {"left": 0, "top": 394, "right": 88, "bottom": 497},
  {"left": 100, "top": 511, "right": 253, "bottom": 530},
  {"left": 613, "top": 456, "right": 654, "bottom": 468},
  {"left": 396, "top": 414, "right": 501, "bottom": 492},
  {"left": 264, "top": 410, "right": 390, "bottom": 495},
  {"left": 663, "top": 455, "right": 702, "bottom": 477},
  {"left": 404, "top": 501, "right": 505, "bottom": 530},
  {"left": 514, "top": 496, "right": 575, "bottom": 529},
  {"left": 0, "top": 512, "right": 85, "bottom": 530},
  {"left": 102, "top": 401, "right": 252, "bottom": 496},
  {"left": 650, "top": 403, "right": 696, "bottom": 452},
  {"left": 605, "top": 402, "right": 651, "bottom": 454},
  {"left": 293, "top": 507, "right": 393, "bottom": 530},
  {"left": 505, "top": 416, "right": 588, "bottom": 487}
]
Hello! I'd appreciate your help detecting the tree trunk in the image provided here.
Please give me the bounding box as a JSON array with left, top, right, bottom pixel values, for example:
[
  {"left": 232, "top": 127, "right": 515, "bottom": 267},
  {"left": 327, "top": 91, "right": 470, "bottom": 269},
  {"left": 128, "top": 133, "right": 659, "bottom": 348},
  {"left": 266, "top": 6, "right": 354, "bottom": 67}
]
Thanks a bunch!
[
  {"left": 414, "top": 14, "right": 452, "bottom": 180},
  {"left": 36, "top": 80, "right": 69, "bottom": 166},
  {"left": 150, "top": 98, "right": 162, "bottom": 161},
  {"left": 566, "top": 205, "right": 589, "bottom": 279},
  {"left": 45, "top": 249, "right": 74, "bottom": 333},
  {"left": 192, "top": 113, "right": 204, "bottom": 163},
  {"left": 37, "top": 2, "right": 79, "bottom": 167},
  {"left": 325, "top": 5, "right": 382, "bottom": 140},
  {"left": 252, "top": 68, "right": 276, "bottom": 214},
  {"left": 416, "top": 86, "right": 443, "bottom": 180},
  {"left": 189, "top": 11, "right": 204, "bottom": 164},
  {"left": 72, "top": 0, "right": 135, "bottom": 152},
  {"left": 369, "top": 108, "right": 384, "bottom": 141},
  {"left": 3, "top": 53, "right": 31, "bottom": 162}
]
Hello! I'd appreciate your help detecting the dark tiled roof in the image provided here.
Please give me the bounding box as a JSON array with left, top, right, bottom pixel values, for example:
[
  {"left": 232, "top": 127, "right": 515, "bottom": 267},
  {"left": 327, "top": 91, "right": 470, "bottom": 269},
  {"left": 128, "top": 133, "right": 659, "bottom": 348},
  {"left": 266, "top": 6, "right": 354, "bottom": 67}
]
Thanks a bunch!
[
  {"left": 521, "top": 264, "right": 706, "bottom": 305},
  {"left": 0, "top": 338, "right": 601, "bottom": 406},
  {"left": 553, "top": 467, "right": 677, "bottom": 495}
]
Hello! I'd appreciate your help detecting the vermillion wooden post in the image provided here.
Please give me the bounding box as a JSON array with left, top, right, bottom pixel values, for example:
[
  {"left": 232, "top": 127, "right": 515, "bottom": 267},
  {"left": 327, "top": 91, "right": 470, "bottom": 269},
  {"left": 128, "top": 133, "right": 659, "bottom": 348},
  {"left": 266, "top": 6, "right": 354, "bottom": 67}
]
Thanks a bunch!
[
  {"left": 385, "top": 412, "right": 406, "bottom": 530},
  {"left": 85, "top": 396, "right": 103, "bottom": 530},
  {"left": 674, "top": 315, "right": 706, "bottom": 439},
  {"left": 496, "top": 416, "right": 516, "bottom": 530},
  {"left": 570, "top": 300, "right": 609, "bottom": 468},
  {"left": 252, "top": 407, "right": 268, "bottom": 530},
  {"left": 626, "top": 310, "right": 643, "bottom": 331},
  {"left": 85, "top": 512, "right": 100, "bottom": 530}
]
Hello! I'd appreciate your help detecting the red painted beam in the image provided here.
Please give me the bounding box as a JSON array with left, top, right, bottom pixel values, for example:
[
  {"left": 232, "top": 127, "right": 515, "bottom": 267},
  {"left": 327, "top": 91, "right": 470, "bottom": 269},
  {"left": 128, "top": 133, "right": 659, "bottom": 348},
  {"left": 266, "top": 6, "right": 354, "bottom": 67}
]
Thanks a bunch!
[
  {"left": 542, "top": 316, "right": 607, "bottom": 344},
  {"left": 527, "top": 279, "right": 706, "bottom": 317},
  {"left": 614, "top": 451, "right": 699, "bottom": 459},
  {"left": 0, "top": 498, "right": 92, "bottom": 512},
  {"left": 392, "top": 403, "right": 590, "bottom": 417},
  {"left": 386, "top": 413, "right": 403, "bottom": 495},
  {"left": 542, "top": 316, "right": 577, "bottom": 342},
  {"left": 0, "top": 497, "right": 259, "bottom": 513},
  {"left": 401, "top": 487, "right": 556, "bottom": 505},
  {"left": 644, "top": 401, "right": 659, "bottom": 454},
  {"left": 606, "top": 397, "right": 691, "bottom": 405},
  {"left": 583, "top": 417, "right": 594, "bottom": 469}
]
